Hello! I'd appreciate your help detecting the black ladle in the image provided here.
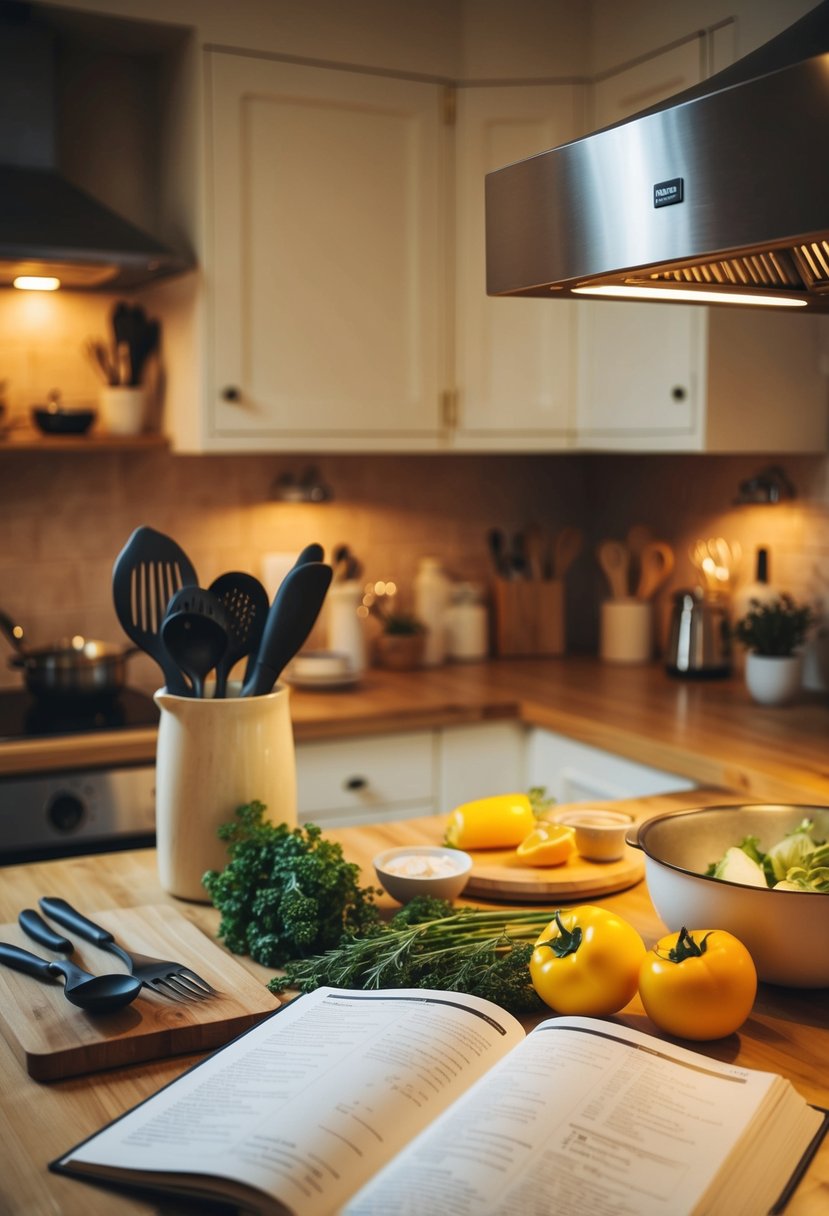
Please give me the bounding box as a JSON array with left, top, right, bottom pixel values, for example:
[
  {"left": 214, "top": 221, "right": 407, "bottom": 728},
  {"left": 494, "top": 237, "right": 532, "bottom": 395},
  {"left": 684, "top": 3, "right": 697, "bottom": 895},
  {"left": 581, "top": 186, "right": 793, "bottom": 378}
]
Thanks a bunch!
[
  {"left": 161, "top": 587, "right": 230, "bottom": 698},
  {"left": 0, "top": 940, "right": 141, "bottom": 1014}
]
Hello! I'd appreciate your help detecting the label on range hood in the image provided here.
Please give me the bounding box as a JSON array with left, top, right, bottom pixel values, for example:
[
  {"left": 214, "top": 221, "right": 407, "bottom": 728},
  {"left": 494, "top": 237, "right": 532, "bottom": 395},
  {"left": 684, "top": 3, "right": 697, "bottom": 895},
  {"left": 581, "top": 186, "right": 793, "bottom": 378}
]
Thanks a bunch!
[{"left": 653, "top": 177, "right": 684, "bottom": 208}]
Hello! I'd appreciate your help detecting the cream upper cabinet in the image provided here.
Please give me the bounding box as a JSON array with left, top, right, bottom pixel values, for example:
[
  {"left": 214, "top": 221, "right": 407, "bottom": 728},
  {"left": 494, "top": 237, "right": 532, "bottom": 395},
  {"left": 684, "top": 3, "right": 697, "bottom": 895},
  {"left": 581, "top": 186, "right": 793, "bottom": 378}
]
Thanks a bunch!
[
  {"left": 205, "top": 51, "right": 449, "bottom": 450},
  {"left": 453, "top": 84, "right": 584, "bottom": 450},
  {"left": 577, "top": 36, "right": 708, "bottom": 449}
]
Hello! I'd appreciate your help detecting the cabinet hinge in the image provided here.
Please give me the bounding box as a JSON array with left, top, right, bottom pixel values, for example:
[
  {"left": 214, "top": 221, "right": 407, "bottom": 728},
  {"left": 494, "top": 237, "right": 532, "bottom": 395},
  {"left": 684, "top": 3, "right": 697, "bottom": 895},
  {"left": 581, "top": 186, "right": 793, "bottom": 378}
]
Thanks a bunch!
[
  {"left": 441, "top": 389, "right": 459, "bottom": 429},
  {"left": 442, "top": 85, "right": 456, "bottom": 126}
]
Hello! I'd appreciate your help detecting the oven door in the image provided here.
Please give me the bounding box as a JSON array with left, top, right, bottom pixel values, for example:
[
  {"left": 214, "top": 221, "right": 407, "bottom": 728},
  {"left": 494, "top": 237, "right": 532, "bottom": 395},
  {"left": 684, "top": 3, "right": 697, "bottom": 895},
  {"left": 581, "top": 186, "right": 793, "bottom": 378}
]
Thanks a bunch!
[{"left": 0, "top": 764, "right": 155, "bottom": 864}]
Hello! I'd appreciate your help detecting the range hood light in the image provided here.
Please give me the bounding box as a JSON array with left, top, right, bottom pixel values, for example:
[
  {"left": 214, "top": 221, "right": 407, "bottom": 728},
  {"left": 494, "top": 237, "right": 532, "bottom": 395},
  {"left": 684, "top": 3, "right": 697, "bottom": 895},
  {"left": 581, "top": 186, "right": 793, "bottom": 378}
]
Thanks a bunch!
[
  {"left": 571, "top": 285, "right": 807, "bottom": 308},
  {"left": 13, "top": 275, "right": 60, "bottom": 291}
]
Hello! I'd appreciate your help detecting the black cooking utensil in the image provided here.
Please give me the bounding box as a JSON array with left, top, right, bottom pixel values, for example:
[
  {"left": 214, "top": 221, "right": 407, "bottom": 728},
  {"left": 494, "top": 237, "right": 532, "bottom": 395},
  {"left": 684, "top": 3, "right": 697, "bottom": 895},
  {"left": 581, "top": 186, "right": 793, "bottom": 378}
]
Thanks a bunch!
[
  {"left": 112, "top": 526, "right": 197, "bottom": 695},
  {"left": 0, "top": 941, "right": 141, "bottom": 1013},
  {"left": 242, "top": 561, "right": 333, "bottom": 697},
  {"left": 208, "top": 572, "right": 270, "bottom": 698},
  {"left": 39, "top": 897, "right": 216, "bottom": 999},
  {"left": 160, "top": 587, "right": 230, "bottom": 698},
  {"left": 241, "top": 542, "right": 326, "bottom": 686}
]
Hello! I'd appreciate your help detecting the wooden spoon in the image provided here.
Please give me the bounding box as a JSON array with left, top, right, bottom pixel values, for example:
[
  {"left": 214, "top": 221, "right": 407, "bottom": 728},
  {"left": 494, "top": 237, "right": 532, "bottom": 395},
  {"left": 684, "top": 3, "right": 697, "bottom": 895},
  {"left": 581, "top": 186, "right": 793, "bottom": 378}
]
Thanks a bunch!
[
  {"left": 596, "top": 540, "right": 630, "bottom": 599},
  {"left": 553, "top": 527, "right": 584, "bottom": 580},
  {"left": 636, "top": 541, "right": 675, "bottom": 600}
]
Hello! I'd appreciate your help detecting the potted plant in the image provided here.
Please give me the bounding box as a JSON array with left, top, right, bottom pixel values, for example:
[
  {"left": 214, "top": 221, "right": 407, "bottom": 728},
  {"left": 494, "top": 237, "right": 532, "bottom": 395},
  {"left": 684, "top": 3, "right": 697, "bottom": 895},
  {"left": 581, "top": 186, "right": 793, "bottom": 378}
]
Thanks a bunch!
[
  {"left": 733, "top": 594, "right": 815, "bottom": 705},
  {"left": 369, "top": 603, "right": 427, "bottom": 670}
]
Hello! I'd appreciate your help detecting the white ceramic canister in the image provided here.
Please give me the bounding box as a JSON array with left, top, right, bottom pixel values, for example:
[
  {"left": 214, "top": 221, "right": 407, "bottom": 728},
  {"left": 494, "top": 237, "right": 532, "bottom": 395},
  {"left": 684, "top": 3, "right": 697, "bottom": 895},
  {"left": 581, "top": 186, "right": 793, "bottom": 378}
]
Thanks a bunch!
[
  {"left": 414, "top": 557, "right": 451, "bottom": 666},
  {"left": 447, "top": 583, "right": 489, "bottom": 661},
  {"left": 600, "top": 598, "right": 653, "bottom": 664},
  {"left": 99, "top": 386, "right": 146, "bottom": 436},
  {"left": 326, "top": 580, "right": 367, "bottom": 674},
  {"left": 154, "top": 685, "right": 297, "bottom": 901}
]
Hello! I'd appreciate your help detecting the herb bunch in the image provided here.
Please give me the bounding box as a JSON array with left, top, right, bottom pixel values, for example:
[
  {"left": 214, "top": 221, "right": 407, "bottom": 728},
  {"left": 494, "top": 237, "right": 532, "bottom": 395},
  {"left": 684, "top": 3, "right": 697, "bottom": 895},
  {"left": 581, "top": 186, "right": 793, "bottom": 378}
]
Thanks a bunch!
[
  {"left": 202, "top": 801, "right": 382, "bottom": 967},
  {"left": 269, "top": 896, "right": 558, "bottom": 1014}
]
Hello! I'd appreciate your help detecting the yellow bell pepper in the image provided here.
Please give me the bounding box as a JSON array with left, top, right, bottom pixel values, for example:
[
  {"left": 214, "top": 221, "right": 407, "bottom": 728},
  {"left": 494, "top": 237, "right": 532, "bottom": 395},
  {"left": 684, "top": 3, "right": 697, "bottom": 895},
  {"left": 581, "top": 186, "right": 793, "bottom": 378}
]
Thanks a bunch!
[{"left": 444, "top": 793, "right": 536, "bottom": 850}]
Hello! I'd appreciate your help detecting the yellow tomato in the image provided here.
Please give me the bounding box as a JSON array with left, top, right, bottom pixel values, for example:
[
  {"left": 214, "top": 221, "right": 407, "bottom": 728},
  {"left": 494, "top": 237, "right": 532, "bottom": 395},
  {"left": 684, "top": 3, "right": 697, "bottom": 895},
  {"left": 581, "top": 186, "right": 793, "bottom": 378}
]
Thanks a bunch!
[
  {"left": 515, "top": 823, "right": 575, "bottom": 867},
  {"left": 638, "top": 927, "right": 757, "bottom": 1041},
  {"left": 444, "top": 794, "right": 536, "bottom": 850},
  {"left": 530, "top": 905, "right": 645, "bottom": 1016}
]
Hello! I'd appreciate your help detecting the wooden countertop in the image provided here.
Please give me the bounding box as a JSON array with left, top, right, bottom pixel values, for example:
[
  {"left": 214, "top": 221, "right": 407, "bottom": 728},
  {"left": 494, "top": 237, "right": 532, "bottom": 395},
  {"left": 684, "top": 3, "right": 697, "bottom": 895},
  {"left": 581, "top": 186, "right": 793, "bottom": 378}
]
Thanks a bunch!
[
  {"left": 0, "top": 790, "right": 826, "bottom": 1216},
  {"left": 3, "top": 658, "right": 829, "bottom": 803}
]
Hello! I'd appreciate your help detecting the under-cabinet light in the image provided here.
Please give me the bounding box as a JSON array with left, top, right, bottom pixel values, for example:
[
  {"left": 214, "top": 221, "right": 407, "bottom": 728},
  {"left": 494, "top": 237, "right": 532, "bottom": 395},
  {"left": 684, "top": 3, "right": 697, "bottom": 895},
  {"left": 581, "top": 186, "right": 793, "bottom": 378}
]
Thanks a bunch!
[
  {"left": 571, "top": 284, "right": 807, "bottom": 307},
  {"left": 13, "top": 276, "right": 60, "bottom": 291}
]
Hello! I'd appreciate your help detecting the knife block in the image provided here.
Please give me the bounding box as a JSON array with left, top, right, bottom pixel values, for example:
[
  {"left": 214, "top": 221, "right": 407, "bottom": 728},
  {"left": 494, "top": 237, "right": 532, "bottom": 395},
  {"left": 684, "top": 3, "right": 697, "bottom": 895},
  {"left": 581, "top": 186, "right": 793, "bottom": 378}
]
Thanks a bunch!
[{"left": 492, "top": 579, "right": 565, "bottom": 657}]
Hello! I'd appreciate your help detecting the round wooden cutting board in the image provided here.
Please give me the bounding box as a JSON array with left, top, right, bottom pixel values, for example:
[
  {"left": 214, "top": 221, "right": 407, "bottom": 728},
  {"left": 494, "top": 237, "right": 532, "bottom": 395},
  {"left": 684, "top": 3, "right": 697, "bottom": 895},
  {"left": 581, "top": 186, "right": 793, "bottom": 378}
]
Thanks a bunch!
[{"left": 462, "top": 842, "right": 644, "bottom": 902}]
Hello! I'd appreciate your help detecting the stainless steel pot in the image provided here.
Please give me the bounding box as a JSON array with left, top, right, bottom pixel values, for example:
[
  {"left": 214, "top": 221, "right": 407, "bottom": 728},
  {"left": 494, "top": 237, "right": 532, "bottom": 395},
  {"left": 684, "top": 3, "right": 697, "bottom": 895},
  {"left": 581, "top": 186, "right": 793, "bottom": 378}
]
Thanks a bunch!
[
  {"left": 8, "top": 637, "right": 136, "bottom": 698},
  {"left": 665, "top": 588, "right": 731, "bottom": 678}
]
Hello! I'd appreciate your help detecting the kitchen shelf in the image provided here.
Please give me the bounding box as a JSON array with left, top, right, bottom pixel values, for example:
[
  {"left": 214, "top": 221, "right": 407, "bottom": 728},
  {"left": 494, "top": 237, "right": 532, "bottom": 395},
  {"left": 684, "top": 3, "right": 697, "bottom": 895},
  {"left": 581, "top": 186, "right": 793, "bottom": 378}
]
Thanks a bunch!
[{"left": 0, "top": 430, "right": 169, "bottom": 453}]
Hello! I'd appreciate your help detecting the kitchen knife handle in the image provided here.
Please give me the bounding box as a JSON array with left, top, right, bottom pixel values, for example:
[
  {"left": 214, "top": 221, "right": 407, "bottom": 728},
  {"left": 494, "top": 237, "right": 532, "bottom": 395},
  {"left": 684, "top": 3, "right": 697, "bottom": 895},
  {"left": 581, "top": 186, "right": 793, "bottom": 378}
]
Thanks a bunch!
[
  {"left": 0, "top": 942, "right": 56, "bottom": 981},
  {"left": 18, "top": 909, "right": 73, "bottom": 954},
  {"left": 39, "top": 897, "right": 114, "bottom": 947}
]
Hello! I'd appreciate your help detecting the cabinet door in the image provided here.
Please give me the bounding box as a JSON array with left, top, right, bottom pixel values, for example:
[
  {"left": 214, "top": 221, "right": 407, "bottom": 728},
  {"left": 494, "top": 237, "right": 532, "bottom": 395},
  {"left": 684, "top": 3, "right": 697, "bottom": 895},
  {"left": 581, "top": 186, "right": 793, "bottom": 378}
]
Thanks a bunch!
[
  {"left": 578, "top": 38, "right": 708, "bottom": 449},
  {"left": 207, "top": 52, "right": 448, "bottom": 447},
  {"left": 438, "top": 721, "right": 526, "bottom": 811},
  {"left": 526, "top": 728, "right": 695, "bottom": 803},
  {"left": 454, "top": 85, "right": 583, "bottom": 448},
  {"left": 296, "top": 732, "right": 436, "bottom": 828}
]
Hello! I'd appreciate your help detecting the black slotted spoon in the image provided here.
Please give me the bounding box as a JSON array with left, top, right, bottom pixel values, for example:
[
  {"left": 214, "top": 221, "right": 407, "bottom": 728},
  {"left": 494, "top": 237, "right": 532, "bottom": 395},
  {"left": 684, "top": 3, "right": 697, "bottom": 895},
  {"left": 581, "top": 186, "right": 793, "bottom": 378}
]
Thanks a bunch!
[
  {"left": 208, "top": 572, "right": 270, "bottom": 698},
  {"left": 112, "top": 526, "right": 197, "bottom": 695}
]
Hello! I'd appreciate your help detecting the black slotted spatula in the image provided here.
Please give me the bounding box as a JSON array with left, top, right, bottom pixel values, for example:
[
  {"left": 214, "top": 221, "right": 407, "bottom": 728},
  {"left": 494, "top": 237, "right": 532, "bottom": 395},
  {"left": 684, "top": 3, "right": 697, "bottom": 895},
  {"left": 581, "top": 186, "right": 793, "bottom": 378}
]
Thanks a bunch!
[{"left": 112, "top": 526, "right": 198, "bottom": 695}]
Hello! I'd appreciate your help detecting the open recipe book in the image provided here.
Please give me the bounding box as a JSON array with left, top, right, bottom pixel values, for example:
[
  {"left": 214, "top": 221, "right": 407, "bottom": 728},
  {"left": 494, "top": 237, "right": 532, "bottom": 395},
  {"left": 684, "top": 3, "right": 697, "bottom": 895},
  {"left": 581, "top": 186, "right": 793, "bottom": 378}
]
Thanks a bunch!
[{"left": 53, "top": 986, "right": 827, "bottom": 1216}]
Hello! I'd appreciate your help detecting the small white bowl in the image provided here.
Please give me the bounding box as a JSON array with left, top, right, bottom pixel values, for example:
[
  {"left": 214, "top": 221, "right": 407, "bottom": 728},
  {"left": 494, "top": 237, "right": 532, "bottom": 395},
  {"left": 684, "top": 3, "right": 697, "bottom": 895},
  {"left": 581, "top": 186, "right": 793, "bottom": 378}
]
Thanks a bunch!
[
  {"left": 554, "top": 809, "right": 634, "bottom": 862},
  {"left": 373, "top": 846, "right": 473, "bottom": 904},
  {"left": 290, "top": 651, "right": 351, "bottom": 679}
]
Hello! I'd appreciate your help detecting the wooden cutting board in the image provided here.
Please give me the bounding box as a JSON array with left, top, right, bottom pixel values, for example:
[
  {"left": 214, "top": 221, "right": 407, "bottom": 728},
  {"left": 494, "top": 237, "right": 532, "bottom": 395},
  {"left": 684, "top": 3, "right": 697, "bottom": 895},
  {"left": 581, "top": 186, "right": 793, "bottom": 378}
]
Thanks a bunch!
[
  {"left": 463, "top": 840, "right": 644, "bottom": 901},
  {"left": 0, "top": 905, "right": 278, "bottom": 1082}
]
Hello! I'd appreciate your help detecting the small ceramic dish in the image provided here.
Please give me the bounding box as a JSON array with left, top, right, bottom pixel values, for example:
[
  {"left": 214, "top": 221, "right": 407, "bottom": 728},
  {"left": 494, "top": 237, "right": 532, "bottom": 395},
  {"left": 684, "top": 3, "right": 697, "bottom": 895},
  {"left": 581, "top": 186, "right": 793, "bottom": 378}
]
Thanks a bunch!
[
  {"left": 553, "top": 809, "right": 634, "bottom": 862},
  {"left": 290, "top": 651, "right": 351, "bottom": 680},
  {"left": 32, "top": 406, "right": 97, "bottom": 435},
  {"left": 373, "top": 846, "right": 473, "bottom": 904}
]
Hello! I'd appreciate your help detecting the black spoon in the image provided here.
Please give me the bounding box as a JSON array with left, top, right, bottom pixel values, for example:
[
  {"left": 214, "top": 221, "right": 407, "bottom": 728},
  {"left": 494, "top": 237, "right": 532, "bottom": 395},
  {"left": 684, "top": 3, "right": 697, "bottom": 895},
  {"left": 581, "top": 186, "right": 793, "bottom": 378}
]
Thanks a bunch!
[
  {"left": 0, "top": 939, "right": 141, "bottom": 1014},
  {"left": 161, "top": 586, "right": 230, "bottom": 698},
  {"left": 242, "top": 561, "right": 333, "bottom": 697}
]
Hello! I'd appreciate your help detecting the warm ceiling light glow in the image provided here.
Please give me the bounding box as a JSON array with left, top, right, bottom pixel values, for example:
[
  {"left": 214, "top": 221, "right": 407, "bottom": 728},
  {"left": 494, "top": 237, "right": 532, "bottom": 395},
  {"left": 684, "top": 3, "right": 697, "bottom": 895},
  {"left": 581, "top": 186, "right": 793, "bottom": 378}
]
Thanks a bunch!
[
  {"left": 571, "top": 284, "right": 807, "bottom": 307},
  {"left": 13, "top": 275, "right": 60, "bottom": 291}
]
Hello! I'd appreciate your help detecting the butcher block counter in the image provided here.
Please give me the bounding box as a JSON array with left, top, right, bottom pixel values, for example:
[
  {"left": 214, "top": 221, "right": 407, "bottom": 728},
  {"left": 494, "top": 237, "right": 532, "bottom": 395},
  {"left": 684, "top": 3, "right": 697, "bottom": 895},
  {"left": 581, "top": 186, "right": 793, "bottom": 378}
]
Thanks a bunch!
[
  {"left": 3, "top": 657, "right": 829, "bottom": 803},
  {"left": 0, "top": 790, "right": 826, "bottom": 1216}
]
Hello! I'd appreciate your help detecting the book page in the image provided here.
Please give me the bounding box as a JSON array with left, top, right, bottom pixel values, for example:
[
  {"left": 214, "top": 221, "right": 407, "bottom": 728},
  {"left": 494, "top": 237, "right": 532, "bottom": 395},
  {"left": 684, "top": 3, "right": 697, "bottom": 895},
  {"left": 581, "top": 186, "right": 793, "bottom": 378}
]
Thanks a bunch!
[
  {"left": 55, "top": 987, "right": 524, "bottom": 1216},
  {"left": 344, "top": 1015, "right": 822, "bottom": 1216}
]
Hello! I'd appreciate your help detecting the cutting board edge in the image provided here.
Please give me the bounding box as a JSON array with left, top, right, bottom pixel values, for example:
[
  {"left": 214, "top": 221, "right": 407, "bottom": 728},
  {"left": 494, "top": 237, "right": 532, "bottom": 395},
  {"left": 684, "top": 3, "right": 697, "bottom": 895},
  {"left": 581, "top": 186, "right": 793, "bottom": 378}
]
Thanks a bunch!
[
  {"left": 463, "top": 868, "right": 644, "bottom": 902},
  {"left": 16, "top": 1006, "right": 278, "bottom": 1083}
]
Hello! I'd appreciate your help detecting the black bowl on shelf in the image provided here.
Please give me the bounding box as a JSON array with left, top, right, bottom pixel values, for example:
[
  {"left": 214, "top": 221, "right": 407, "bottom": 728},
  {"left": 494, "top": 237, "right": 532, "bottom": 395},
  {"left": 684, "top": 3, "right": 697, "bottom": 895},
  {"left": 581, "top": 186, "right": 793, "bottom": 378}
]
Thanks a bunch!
[{"left": 31, "top": 406, "right": 97, "bottom": 436}]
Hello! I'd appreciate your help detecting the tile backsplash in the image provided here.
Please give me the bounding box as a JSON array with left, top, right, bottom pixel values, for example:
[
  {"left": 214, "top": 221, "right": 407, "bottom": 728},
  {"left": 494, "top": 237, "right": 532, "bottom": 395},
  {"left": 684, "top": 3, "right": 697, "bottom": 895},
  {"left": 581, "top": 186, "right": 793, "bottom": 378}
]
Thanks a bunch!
[{"left": 2, "top": 445, "right": 828, "bottom": 692}]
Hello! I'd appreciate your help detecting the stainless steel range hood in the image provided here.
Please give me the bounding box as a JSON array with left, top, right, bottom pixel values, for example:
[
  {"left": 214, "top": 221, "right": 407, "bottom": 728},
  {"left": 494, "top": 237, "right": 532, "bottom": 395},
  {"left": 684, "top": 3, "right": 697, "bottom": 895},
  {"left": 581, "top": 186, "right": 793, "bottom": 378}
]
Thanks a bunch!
[
  {"left": 0, "top": 10, "right": 190, "bottom": 291},
  {"left": 486, "top": 2, "right": 829, "bottom": 311}
]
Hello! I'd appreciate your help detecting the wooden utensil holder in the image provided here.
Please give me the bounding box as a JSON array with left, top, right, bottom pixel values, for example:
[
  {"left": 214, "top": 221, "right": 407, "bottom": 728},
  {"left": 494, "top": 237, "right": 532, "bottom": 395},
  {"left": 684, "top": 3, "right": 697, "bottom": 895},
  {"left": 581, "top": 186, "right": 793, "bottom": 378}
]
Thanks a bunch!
[{"left": 492, "top": 578, "right": 565, "bottom": 657}]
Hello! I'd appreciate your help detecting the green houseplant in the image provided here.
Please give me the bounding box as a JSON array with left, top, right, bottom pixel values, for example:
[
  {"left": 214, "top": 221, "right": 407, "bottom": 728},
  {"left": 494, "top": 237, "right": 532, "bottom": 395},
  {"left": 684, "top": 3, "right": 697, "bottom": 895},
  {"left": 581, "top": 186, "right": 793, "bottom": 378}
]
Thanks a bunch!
[{"left": 733, "top": 595, "right": 815, "bottom": 706}]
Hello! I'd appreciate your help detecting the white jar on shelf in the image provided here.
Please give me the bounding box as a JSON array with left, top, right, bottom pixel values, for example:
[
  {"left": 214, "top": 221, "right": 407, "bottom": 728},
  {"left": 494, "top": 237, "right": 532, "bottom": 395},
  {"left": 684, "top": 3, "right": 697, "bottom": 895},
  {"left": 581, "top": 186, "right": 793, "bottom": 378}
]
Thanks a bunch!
[{"left": 414, "top": 557, "right": 451, "bottom": 667}]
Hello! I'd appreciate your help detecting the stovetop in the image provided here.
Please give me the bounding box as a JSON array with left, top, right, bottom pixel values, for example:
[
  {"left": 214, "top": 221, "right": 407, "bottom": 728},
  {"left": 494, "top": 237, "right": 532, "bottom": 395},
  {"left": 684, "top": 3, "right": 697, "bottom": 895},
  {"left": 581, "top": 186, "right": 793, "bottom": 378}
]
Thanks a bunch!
[{"left": 0, "top": 688, "right": 159, "bottom": 742}]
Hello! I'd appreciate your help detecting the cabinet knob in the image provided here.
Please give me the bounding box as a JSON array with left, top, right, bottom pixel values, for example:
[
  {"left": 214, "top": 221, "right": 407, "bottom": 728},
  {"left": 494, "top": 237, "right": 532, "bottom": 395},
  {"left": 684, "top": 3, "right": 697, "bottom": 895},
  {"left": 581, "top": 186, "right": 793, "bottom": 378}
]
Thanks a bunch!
[
  {"left": 344, "top": 776, "right": 368, "bottom": 792},
  {"left": 671, "top": 386, "right": 687, "bottom": 402},
  {"left": 221, "top": 386, "right": 241, "bottom": 402}
]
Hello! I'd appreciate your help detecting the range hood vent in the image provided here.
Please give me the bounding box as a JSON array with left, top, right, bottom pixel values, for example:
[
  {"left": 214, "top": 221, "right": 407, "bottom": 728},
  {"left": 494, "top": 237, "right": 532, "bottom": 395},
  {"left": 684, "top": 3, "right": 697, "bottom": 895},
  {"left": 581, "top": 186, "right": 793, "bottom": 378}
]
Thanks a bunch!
[
  {"left": 485, "top": 2, "right": 829, "bottom": 311},
  {"left": 0, "top": 6, "right": 191, "bottom": 290}
]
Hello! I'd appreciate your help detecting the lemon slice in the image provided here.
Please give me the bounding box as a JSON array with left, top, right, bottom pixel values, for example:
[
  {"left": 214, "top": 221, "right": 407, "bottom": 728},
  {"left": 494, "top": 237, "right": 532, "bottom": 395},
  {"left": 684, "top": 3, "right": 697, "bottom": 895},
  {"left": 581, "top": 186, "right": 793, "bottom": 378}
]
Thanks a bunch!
[{"left": 515, "top": 823, "right": 576, "bottom": 867}]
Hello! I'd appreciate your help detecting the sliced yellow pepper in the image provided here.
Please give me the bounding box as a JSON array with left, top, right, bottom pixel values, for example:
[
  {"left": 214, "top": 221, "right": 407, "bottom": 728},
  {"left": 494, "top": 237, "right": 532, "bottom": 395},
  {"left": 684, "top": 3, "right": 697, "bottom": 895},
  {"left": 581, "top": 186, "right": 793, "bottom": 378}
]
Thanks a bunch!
[
  {"left": 515, "top": 822, "right": 575, "bottom": 867},
  {"left": 444, "top": 793, "right": 536, "bottom": 850}
]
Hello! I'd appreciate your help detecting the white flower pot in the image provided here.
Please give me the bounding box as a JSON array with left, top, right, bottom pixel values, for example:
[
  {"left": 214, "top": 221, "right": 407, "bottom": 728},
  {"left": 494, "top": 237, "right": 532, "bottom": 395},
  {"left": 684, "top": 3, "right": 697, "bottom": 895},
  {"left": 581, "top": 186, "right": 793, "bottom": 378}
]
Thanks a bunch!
[{"left": 744, "top": 652, "right": 803, "bottom": 706}]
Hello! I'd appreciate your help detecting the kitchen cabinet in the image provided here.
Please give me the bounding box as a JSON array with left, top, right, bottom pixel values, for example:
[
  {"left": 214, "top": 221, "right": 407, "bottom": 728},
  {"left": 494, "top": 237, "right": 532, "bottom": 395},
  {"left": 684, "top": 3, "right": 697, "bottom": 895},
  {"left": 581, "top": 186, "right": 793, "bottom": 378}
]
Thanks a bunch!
[
  {"left": 295, "top": 720, "right": 525, "bottom": 829},
  {"left": 206, "top": 50, "right": 450, "bottom": 451},
  {"left": 526, "top": 727, "right": 695, "bottom": 803},
  {"left": 576, "top": 30, "right": 828, "bottom": 453},
  {"left": 453, "top": 84, "right": 583, "bottom": 450}
]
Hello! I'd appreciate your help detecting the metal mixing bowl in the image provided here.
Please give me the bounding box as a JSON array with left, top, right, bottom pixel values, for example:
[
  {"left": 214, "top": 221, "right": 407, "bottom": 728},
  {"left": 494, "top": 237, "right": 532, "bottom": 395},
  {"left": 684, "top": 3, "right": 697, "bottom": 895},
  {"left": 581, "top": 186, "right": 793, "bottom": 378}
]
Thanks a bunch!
[{"left": 627, "top": 803, "right": 829, "bottom": 988}]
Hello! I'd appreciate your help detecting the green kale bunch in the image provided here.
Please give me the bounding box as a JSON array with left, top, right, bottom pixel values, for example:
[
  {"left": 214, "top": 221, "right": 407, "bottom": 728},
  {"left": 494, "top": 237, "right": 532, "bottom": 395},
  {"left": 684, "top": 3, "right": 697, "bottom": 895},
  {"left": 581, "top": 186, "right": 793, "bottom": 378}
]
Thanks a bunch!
[{"left": 202, "top": 801, "right": 382, "bottom": 967}]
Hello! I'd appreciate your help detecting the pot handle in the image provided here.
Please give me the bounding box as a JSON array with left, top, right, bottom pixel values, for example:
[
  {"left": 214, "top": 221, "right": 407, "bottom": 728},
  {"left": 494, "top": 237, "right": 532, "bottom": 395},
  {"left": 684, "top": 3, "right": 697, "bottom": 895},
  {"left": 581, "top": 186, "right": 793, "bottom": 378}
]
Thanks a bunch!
[{"left": 625, "top": 821, "right": 643, "bottom": 850}]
